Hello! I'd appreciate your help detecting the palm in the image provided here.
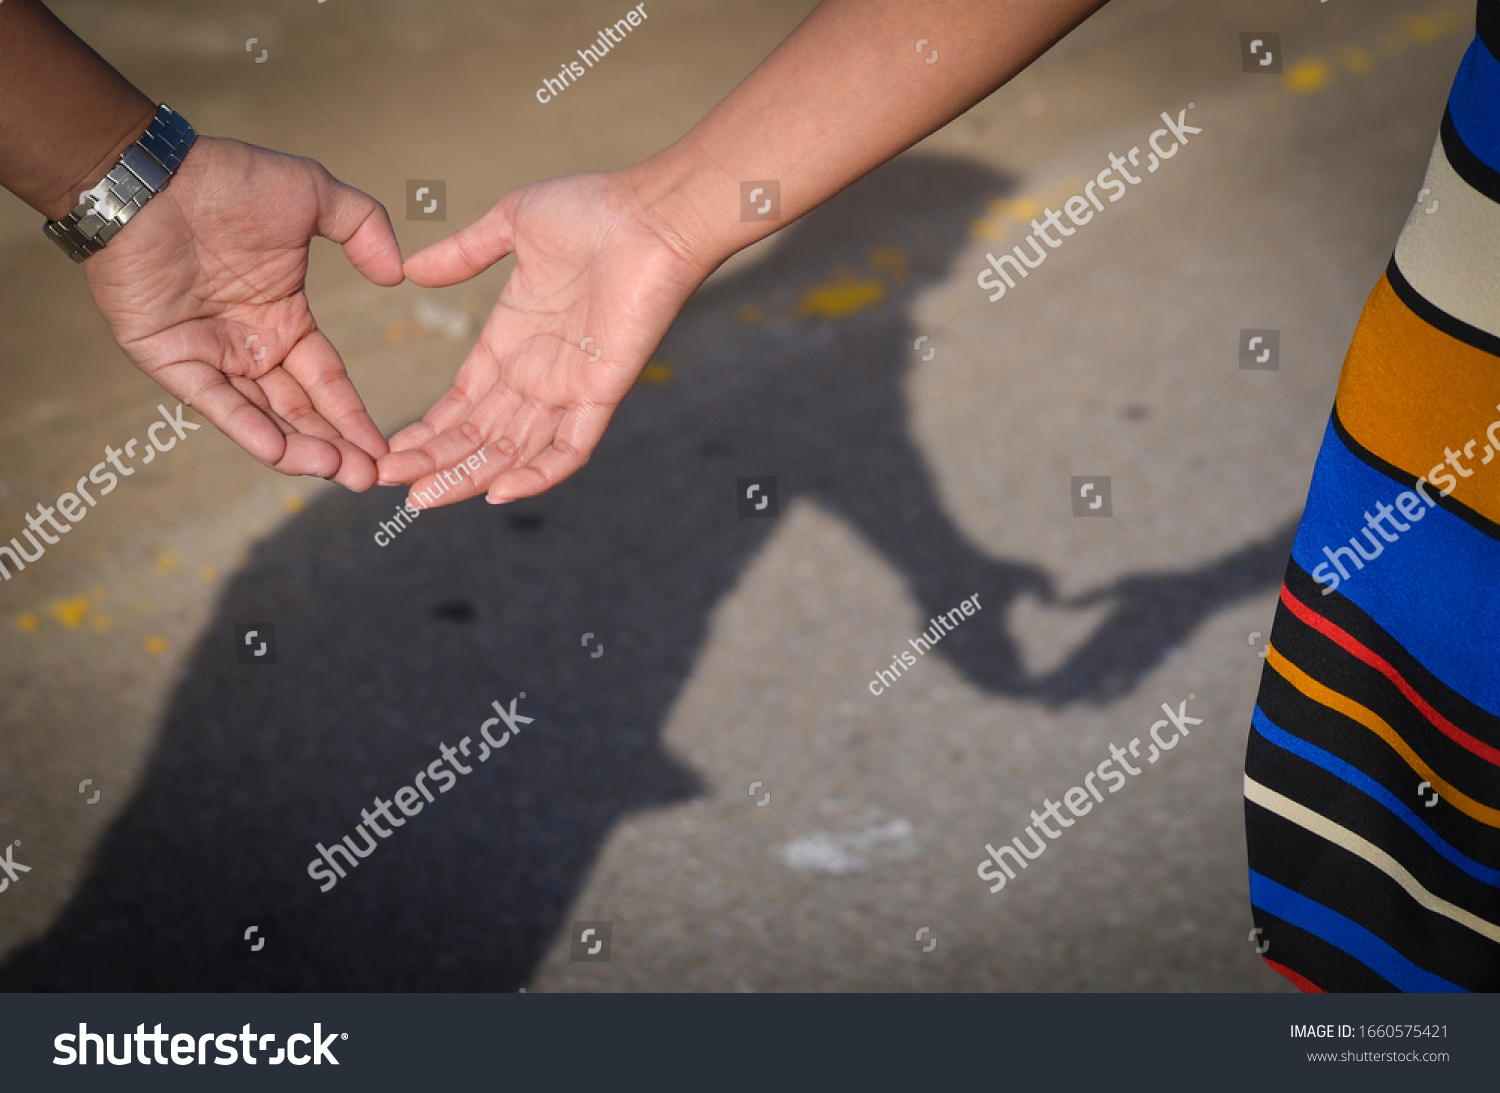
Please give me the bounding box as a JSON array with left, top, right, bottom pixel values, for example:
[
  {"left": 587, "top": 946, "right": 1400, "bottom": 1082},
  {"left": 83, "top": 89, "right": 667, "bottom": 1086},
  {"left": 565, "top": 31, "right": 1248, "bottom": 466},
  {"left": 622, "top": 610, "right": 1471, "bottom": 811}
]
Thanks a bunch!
[
  {"left": 83, "top": 136, "right": 403, "bottom": 489},
  {"left": 380, "top": 171, "right": 706, "bottom": 504}
]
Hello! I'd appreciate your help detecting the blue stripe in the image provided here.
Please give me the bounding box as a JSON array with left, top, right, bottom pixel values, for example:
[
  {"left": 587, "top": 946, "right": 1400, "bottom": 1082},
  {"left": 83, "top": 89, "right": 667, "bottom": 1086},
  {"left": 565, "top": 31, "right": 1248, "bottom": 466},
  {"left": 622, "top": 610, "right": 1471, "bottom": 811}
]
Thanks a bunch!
[
  {"left": 1251, "top": 707, "right": 1500, "bottom": 886},
  {"left": 1450, "top": 37, "right": 1500, "bottom": 174},
  {"left": 1249, "top": 871, "right": 1467, "bottom": 993},
  {"left": 1290, "top": 417, "right": 1500, "bottom": 713}
]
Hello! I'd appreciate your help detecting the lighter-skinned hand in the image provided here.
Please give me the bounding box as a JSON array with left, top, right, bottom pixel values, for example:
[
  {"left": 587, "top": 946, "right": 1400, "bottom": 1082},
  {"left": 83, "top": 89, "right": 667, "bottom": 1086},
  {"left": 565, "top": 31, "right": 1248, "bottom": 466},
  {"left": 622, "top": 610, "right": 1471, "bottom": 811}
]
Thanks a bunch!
[{"left": 378, "top": 169, "right": 710, "bottom": 506}]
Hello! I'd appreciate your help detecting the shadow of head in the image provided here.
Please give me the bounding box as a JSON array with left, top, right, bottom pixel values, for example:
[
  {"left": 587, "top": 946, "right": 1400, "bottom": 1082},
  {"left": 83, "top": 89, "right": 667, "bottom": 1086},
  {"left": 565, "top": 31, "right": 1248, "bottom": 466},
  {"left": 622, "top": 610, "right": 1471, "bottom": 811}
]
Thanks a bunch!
[{"left": 0, "top": 152, "right": 1293, "bottom": 990}]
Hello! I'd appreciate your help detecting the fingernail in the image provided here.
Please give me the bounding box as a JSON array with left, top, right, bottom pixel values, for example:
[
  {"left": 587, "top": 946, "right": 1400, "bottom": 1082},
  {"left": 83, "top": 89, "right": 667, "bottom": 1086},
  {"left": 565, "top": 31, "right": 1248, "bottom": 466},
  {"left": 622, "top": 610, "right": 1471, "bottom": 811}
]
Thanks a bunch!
[
  {"left": 377, "top": 480, "right": 394, "bottom": 487},
  {"left": 487, "top": 497, "right": 512, "bottom": 506}
]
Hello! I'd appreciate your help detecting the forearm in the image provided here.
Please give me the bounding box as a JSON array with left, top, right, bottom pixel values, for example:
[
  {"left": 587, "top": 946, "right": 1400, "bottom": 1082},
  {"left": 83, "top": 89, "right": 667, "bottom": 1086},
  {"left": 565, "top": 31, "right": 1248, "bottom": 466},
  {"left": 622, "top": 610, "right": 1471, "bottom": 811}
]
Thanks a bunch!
[
  {"left": 0, "top": 0, "right": 156, "bottom": 220},
  {"left": 632, "top": 0, "right": 1107, "bottom": 269}
]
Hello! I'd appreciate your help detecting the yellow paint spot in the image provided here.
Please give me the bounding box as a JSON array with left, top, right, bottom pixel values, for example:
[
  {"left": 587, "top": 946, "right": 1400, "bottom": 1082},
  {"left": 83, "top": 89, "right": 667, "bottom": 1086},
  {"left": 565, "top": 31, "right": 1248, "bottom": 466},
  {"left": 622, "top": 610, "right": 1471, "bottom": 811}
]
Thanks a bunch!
[
  {"left": 1400, "top": 13, "right": 1455, "bottom": 43},
  {"left": 638, "top": 362, "right": 674, "bottom": 386},
  {"left": 49, "top": 594, "right": 91, "bottom": 631},
  {"left": 969, "top": 183, "right": 1078, "bottom": 242},
  {"left": 154, "top": 551, "right": 179, "bottom": 575},
  {"left": 145, "top": 636, "right": 168, "bottom": 655},
  {"left": 384, "top": 322, "right": 408, "bottom": 344},
  {"left": 737, "top": 304, "right": 761, "bottom": 325},
  {"left": 14, "top": 612, "right": 39, "bottom": 632},
  {"left": 998, "top": 197, "right": 1043, "bottom": 222},
  {"left": 797, "top": 274, "right": 885, "bottom": 320},
  {"left": 281, "top": 494, "right": 305, "bottom": 514},
  {"left": 90, "top": 614, "right": 112, "bottom": 633},
  {"left": 1340, "top": 46, "right": 1375, "bottom": 76},
  {"left": 1285, "top": 58, "right": 1334, "bottom": 94},
  {"left": 868, "top": 246, "right": 908, "bottom": 281},
  {"left": 969, "top": 216, "right": 1014, "bottom": 243},
  {"left": 200, "top": 564, "right": 218, "bottom": 583}
]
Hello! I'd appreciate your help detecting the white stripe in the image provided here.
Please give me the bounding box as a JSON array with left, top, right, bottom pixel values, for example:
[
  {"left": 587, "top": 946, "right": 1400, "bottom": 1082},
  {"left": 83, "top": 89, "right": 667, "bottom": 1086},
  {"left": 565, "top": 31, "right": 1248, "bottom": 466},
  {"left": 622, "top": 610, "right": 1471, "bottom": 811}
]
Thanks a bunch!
[
  {"left": 1394, "top": 134, "right": 1500, "bottom": 339},
  {"left": 1244, "top": 775, "right": 1500, "bottom": 945}
]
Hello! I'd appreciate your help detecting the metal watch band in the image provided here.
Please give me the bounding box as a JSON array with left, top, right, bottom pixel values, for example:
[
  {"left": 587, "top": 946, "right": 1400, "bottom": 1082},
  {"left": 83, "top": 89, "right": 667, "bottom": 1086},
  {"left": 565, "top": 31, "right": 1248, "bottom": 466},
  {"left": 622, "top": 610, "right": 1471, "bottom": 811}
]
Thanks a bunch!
[{"left": 43, "top": 104, "right": 197, "bottom": 263}]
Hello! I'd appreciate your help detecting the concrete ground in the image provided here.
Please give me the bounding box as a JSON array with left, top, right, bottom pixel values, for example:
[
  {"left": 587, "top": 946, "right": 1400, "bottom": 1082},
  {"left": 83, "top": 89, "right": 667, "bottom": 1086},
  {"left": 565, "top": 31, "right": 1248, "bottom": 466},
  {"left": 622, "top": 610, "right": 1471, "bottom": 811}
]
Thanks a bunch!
[{"left": 0, "top": 0, "right": 1475, "bottom": 991}]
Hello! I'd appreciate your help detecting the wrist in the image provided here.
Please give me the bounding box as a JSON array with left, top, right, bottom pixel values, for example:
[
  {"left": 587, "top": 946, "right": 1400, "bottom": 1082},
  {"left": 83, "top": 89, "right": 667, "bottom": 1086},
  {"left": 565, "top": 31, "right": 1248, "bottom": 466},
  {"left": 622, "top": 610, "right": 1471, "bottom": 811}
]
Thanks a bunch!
[
  {"left": 45, "top": 105, "right": 199, "bottom": 263},
  {"left": 38, "top": 98, "right": 157, "bottom": 221},
  {"left": 620, "top": 142, "right": 781, "bottom": 279}
]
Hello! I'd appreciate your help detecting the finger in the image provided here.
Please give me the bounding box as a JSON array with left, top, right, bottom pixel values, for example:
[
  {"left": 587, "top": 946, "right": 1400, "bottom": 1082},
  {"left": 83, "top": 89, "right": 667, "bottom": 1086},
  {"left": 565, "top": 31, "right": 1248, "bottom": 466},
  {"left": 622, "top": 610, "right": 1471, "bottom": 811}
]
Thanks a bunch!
[
  {"left": 316, "top": 172, "right": 405, "bottom": 288},
  {"left": 484, "top": 396, "right": 565, "bottom": 482},
  {"left": 404, "top": 456, "right": 498, "bottom": 512},
  {"left": 404, "top": 196, "right": 515, "bottom": 288},
  {"left": 269, "top": 430, "right": 343, "bottom": 479},
  {"left": 255, "top": 364, "right": 341, "bottom": 440},
  {"left": 487, "top": 402, "right": 613, "bottom": 502},
  {"left": 388, "top": 317, "right": 554, "bottom": 466},
  {"left": 385, "top": 383, "right": 478, "bottom": 454},
  {"left": 193, "top": 367, "right": 340, "bottom": 476},
  {"left": 150, "top": 358, "right": 291, "bottom": 467},
  {"left": 379, "top": 421, "right": 485, "bottom": 485},
  {"left": 277, "top": 330, "right": 390, "bottom": 459},
  {"left": 223, "top": 374, "right": 348, "bottom": 480},
  {"left": 323, "top": 436, "right": 379, "bottom": 492}
]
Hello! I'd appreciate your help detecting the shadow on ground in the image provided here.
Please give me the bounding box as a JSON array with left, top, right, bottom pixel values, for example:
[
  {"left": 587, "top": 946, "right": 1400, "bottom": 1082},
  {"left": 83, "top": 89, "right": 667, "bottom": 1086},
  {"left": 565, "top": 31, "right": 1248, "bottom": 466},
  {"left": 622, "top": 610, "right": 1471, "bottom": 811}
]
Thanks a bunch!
[{"left": 0, "top": 154, "right": 1296, "bottom": 990}]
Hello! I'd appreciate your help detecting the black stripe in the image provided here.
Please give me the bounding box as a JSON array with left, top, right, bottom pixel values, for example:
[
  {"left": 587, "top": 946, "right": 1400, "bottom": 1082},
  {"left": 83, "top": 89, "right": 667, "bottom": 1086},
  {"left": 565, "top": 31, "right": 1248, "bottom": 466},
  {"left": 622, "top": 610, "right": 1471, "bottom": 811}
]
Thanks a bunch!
[
  {"left": 1328, "top": 404, "right": 1500, "bottom": 543},
  {"left": 1254, "top": 660, "right": 1500, "bottom": 854},
  {"left": 1275, "top": 564, "right": 1500, "bottom": 799},
  {"left": 1246, "top": 908, "right": 1398, "bottom": 993},
  {"left": 1441, "top": 105, "right": 1500, "bottom": 208},
  {"left": 1247, "top": 721, "right": 1500, "bottom": 908},
  {"left": 1479, "top": 2, "right": 1500, "bottom": 73},
  {"left": 1247, "top": 802, "right": 1500, "bottom": 990},
  {"left": 1385, "top": 251, "right": 1500, "bottom": 359},
  {"left": 1254, "top": 666, "right": 1500, "bottom": 865},
  {"left": 1283, "top": 562, "right": 1500, "bottom": 746}
]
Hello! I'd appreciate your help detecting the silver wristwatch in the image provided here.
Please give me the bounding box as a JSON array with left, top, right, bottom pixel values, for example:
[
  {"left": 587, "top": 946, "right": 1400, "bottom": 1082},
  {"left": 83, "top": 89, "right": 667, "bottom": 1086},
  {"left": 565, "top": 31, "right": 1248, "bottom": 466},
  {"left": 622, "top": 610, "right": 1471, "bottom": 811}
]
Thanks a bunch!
[{"left": 43, "top": 104, "right": 197, "bottom": 263}]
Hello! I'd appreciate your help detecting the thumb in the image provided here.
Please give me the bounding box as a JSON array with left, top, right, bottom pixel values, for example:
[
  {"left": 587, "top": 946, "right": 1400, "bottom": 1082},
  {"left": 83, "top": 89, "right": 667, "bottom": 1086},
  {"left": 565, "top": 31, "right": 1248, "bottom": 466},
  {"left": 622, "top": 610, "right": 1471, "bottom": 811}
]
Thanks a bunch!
[
  {"left": 316, "top": 172, "right": 405, "bottom": 288},
  {"left": 405, "top": 196, "right": 516, "bottom": 288}
]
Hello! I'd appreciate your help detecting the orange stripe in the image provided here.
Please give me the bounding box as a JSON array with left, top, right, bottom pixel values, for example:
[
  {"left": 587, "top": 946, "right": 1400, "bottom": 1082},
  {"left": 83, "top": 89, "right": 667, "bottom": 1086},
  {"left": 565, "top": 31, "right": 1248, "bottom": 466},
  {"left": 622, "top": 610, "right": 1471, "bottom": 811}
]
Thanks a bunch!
[
  {"left": 1334, "top": 275, "right": 1500, "bottom": 525},
  {"left": 1278, "top": 583, "right": 1500, "bottom": 767},
  {"left": 1265, "top": 644, "right": 1500, "bottom": 827}
]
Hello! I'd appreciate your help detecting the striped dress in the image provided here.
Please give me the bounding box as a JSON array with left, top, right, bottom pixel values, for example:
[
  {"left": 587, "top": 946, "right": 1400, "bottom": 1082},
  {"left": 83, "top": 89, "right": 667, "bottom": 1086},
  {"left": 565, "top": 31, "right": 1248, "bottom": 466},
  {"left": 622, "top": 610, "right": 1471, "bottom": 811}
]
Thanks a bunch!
[{"left": 1245, "top": 2, "right": 1500, "bottom": 992}]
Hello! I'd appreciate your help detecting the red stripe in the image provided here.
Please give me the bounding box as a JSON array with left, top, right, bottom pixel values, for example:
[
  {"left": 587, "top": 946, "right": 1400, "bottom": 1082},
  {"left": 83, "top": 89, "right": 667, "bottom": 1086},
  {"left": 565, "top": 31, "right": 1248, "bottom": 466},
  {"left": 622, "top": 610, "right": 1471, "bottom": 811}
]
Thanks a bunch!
[
  {"left": 1279, "top": 583, "right": 1500, "bottom": 768},
  {"left": 1264, "top": 957, "right": 1324, "bottom": 993}
]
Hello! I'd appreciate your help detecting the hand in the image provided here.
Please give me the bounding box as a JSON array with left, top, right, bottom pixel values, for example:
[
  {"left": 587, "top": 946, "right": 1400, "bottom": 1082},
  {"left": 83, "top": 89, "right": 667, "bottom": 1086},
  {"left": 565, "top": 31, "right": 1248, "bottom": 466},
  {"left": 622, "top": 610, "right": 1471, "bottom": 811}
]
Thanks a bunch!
[
  {"left": 378, "top": 169, "right": 711, "bottom": 506},
  {"left": 82, "top": 135, "right": 404, "bottom": 490}
]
